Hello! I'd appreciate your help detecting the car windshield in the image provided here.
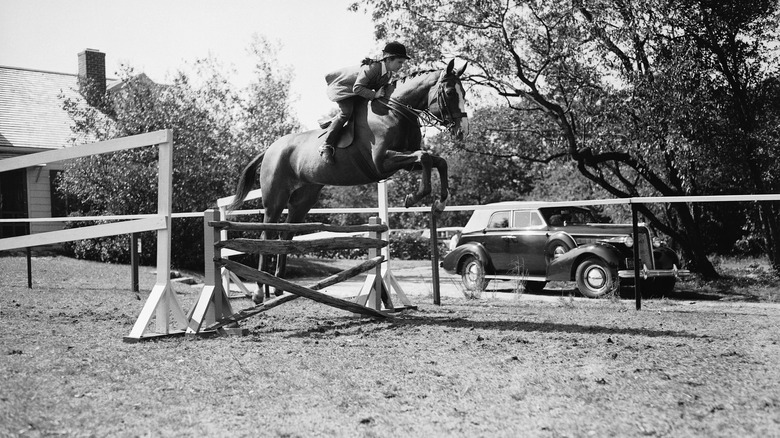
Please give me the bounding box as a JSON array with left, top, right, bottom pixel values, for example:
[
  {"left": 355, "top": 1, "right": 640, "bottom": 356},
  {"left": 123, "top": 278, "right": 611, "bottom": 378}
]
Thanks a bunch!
[{"left": 539, "top": 207, "right": 599, "bottom": 226}]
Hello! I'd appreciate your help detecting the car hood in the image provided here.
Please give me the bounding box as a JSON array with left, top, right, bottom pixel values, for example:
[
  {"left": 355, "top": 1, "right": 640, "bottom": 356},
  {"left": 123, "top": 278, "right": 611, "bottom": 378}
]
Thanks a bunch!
[{"left": 550, "top": 223, "right": 636, "bottom": 235}]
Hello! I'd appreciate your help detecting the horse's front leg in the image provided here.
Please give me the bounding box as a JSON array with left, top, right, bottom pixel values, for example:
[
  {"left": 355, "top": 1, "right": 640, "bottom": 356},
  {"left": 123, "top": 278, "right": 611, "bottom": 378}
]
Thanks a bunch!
[
  {"left": 374, "top": 150, "right": 433, "bottom": 207},
  {"left": 429, "top": 154, "right": 449, "bottom": 213},
  {"left": 404, "top": 151, "right": 432, "bottom": 208}
]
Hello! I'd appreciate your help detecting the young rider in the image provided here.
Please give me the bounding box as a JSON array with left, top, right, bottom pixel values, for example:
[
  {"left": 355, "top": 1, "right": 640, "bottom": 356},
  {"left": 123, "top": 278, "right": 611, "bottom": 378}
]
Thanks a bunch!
[{"left": 319, "top": 41, "right": 411, "bottom": 163}]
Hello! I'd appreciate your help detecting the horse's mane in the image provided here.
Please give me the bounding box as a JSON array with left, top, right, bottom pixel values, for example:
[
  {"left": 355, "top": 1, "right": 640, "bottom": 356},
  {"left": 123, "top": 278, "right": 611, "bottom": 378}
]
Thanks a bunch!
[{"left": 391, "top": 68, "right": 441, "bottom": 86}]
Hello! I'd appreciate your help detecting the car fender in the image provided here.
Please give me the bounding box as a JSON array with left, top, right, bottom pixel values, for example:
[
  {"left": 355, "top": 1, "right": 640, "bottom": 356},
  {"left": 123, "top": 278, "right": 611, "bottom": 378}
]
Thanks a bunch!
[
  {"left": 546, "top": 242, "right": 622, "bottom": 281},
  {"left": 440, "top": 242, "right": 495, "bottom": 274},
  {"left": 544, "top": 232, "right": 577, "bottom": 261},
  {"left": 653, "top": 246, "right": 681, "bottom": 270}
]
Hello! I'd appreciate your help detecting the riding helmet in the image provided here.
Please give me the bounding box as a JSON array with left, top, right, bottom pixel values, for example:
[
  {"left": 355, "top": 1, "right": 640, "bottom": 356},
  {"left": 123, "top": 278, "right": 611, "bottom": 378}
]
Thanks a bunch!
[{"left": 382, "top": 41, "right": 411, "bottom": 59}]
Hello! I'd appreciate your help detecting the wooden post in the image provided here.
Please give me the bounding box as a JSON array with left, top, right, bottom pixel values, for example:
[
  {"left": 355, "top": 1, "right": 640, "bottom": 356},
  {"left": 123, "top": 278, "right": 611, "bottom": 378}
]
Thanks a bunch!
[
  {"left": 370, "top": 217, "right": 383, "bottom": 310},
  {"left": 130, "top": 233, "right": 140, "bottom": 292},
  {"left": 430, "top": 206, "right": 441, "bottom": 305},
  {"left": 186, "top": 209, "right": 245, "bottom": 337},
  {"left": 378, "top": 180, "right": 390, "bottom": 268},
  {"left": 124, "top": 131, "right": 189, "bottom": 342},
  {"left": 26, "top": 247, "right": 32, "bottom": 289},
  {"left": 632, "top": 202, "right": 642, "bottom": 310}
]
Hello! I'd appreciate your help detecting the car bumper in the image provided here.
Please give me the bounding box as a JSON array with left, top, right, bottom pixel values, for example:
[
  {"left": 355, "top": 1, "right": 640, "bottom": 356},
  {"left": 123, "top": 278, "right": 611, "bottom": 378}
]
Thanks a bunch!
[{"left": 618, "top": 264, "right": 691, "bottom": 279}]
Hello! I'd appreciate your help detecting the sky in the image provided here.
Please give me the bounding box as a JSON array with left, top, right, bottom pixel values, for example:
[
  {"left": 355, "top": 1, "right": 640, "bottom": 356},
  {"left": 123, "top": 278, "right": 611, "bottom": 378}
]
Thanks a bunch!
[{"left": 0, "top": 0, "right": 378, "bottom": 128}]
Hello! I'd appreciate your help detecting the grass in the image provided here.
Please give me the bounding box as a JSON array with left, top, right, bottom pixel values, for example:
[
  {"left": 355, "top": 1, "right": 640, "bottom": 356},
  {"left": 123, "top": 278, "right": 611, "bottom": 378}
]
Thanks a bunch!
[{"left": 2, "top": 254, "right": 780, "bottom": 436}]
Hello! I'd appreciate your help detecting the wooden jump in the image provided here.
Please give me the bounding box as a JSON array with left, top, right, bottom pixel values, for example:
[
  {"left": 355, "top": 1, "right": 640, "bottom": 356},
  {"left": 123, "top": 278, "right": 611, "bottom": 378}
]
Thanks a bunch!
[
  {"left": 216, "top": 237, "right": 387, "bottom": 255},
  {"left": 208, "top": 220, "right": 388, "bottom": 234},
  {"left": 205, "top": 256, "right": 385, "bottom": 331},
  {"left": 187, "top": 211, "right": 414, "bottom": 337}
]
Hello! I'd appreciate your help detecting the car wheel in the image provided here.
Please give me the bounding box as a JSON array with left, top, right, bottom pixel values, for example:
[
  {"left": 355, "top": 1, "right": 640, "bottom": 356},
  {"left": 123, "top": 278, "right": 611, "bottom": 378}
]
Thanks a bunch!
[
  {"left": 461, "top": 256, "right": 488, "bottom": 291},
  {"left": 575, "top": 257, "right": 618, "bottom": 298}
]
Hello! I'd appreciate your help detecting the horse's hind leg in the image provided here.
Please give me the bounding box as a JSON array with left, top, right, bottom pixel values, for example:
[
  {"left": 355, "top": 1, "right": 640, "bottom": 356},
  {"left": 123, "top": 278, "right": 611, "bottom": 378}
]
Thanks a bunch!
[
  {"left": 253, "top": 201, "right": 284, "bottom": 304},
  {"left": 274, "top": 185, "right": 324, "bottom": 280}
]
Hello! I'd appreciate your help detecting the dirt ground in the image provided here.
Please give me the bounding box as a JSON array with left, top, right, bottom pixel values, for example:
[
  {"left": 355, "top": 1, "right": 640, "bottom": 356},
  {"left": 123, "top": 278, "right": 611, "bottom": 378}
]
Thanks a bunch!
[{"left": 1, "top": 255, "right": 780, "bottom": 437}]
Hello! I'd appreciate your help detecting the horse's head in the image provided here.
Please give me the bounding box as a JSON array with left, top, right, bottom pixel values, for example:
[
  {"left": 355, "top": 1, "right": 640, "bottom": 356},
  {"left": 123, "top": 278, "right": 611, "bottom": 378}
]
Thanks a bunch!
[{"left": 430, "top": 59, "right": 469, "bottom": 141}]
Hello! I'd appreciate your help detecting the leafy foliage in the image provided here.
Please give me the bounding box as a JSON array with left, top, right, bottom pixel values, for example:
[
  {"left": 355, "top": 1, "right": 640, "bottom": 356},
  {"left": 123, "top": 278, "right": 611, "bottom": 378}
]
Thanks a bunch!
[
  {"left": 353, "top": 0, "right": 780, "bottom": 277},
  {"left": 58, "top": 36, "right": 299, "bottom": 269}
]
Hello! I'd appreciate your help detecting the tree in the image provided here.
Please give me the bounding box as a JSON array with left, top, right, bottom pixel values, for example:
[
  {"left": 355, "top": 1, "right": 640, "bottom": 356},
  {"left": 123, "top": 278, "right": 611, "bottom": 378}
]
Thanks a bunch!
[
  {"left": 354, "top": 0, "right": 780, "bottom": 278},
  {"left": 59, "top": 35, "right": 300, "bottom": 269}
]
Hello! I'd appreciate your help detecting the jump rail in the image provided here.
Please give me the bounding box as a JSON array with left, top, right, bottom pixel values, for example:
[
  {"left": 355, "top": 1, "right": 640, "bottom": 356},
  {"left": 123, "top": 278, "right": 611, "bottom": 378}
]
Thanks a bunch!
[{"left": 0, "top": 130, "right": 187, "bottom": 342}]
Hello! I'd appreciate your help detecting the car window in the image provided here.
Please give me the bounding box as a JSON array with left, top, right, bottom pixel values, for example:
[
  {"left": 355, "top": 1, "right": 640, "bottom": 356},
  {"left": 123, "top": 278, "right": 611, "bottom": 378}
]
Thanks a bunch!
[
  {"left": 512, "top": 210, "right": 544, "bottom": 228},
  {"left": 540, "top": 207, "right": 598, "bottom": 225},
  {"left": 487, "top": 211, "right": 510, "bottom": 229},
  {"left": 513, "top": 211, "right": 529, "bottom": 228},
  {"left": 530, "top": 211, "right": 544, "bottom": 227}
]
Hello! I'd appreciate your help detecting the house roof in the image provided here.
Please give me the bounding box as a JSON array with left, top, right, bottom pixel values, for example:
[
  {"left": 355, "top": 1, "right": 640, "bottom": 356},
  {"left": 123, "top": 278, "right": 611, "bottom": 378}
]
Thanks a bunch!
[{"left": 0, "top": 65, "right": 117, "bottom": 153}]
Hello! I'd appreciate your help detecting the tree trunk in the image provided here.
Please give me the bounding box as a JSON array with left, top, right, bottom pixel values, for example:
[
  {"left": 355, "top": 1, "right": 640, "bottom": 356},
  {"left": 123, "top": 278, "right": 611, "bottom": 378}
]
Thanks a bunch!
[{"left": 671, "top": 202, "right": 720, "bottom": 279}]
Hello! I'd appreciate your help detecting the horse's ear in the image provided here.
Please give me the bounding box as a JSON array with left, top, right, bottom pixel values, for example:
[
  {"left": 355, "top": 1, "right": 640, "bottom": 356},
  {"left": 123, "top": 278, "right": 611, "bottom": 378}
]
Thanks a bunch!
[
  {"left": 446, "top": 59, "right": 456, "bottom": 75},
  {"left": 456, "top": 62, "right": 468, "bottom": 77}
]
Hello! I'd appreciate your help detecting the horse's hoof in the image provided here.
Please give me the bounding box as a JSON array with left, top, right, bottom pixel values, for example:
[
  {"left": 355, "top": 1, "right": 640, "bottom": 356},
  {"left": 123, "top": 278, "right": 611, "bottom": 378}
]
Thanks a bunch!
[
  {"left": 404, "top": 194, "right": 415, "bottom": 208},
  {"left": 251, "top": 291, "right": 264, "bottom": 305}
]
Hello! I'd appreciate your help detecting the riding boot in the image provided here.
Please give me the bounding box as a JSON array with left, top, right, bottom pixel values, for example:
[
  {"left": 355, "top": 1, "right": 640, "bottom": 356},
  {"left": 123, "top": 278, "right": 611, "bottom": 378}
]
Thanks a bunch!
[{"left": 319, "top": 115, "right": 348, "bottom": 164}]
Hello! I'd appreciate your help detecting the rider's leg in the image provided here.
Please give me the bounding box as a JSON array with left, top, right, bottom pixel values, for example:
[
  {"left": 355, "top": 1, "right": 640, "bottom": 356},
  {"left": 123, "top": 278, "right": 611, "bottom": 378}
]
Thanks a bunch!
[{"left": 319, "top": 99, "right": 354, "bottom": 163}]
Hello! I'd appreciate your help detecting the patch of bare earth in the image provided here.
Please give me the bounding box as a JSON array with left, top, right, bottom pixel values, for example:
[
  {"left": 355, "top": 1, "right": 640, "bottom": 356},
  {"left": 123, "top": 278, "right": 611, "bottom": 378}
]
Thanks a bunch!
[{"left": 1, "top": 255, "right": 779, "bottom": 437}]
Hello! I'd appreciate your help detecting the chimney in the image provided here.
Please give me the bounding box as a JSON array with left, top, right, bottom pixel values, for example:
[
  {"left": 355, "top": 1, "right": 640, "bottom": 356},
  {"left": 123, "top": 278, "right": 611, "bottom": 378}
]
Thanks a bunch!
[{"left": 77, "top": 49, "right": 106, "bottom": 107}]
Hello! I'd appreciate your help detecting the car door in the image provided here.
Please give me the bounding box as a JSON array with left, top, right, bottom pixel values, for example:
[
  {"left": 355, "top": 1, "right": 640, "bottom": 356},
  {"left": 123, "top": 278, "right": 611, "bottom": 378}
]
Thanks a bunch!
[
  {"left": 495, "top": 209, "right": 548, "bottom": 276},
  {"left": 480, "top": 210, "right": 516, "bottom": 273}
]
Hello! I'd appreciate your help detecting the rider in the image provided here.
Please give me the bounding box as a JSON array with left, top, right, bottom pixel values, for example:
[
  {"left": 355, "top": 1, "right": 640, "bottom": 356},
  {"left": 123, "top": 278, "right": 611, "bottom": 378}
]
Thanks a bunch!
[{"left": 319, "top": 41, "right": 411, "bottom": 163}]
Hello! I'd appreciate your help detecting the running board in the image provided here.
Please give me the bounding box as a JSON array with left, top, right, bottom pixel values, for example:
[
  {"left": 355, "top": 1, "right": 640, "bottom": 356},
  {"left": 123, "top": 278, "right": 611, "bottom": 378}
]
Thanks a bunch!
[{"left": 485, "top": 274, "right": 547, "bottom": 282}]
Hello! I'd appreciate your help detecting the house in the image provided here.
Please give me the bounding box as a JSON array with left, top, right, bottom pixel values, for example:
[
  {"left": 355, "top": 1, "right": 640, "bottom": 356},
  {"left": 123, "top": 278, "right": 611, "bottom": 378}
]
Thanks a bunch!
[{"left": 0, "top": 49, "right": 117, "bottom": 238}]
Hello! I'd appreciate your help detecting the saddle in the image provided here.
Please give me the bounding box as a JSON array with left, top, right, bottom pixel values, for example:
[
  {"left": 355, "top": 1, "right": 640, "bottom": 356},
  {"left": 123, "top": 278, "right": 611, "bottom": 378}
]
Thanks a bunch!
[{"left": 317, "top": 117, "right": 354, "bottom": 149}]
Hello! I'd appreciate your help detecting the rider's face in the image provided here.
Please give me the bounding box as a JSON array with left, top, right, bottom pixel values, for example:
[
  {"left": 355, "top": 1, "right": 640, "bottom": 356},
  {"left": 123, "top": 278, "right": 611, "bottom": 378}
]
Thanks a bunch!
[{"left": 385, "top": 57, "right": 406, "bottom": 73}]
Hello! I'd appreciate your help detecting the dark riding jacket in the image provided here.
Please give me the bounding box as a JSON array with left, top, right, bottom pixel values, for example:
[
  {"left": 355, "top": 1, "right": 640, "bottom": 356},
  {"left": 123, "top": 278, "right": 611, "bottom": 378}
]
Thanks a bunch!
[{"left": 325, "top": 61, "right": 391, "bottom": 102}]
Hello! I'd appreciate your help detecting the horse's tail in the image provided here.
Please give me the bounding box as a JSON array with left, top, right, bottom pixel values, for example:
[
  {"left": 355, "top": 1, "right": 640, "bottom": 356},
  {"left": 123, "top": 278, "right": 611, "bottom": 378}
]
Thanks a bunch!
[{"left": 228, "top": 152, "right": 265, "bottom": 212}]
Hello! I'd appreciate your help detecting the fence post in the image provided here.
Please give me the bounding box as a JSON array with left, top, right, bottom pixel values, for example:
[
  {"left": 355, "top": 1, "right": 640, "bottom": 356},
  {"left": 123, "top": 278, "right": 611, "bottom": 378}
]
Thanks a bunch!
[
  {"left": 130, "top": 233, "right": 140, "bottom": 292},
  {"left": 369, "top": 217, "right": 383, "bottom": 311},
  {"left": 430, "top": 206, "right": 441, "bottom": 305},
  {"left": 631, "top": 202, "right": 642, "bottom": 310},
  {"left": 26, "top": 247, "right": 32, "bottom": 289}
]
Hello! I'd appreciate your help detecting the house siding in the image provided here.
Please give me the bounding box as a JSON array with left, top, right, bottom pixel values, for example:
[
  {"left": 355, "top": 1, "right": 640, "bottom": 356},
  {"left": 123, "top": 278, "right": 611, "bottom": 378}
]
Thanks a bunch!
[
  {"left": 1, "top": 59, "right": 117, "bottom": 242},
  {"left": 27, "top": 165, "right": 64, "bottom": 234}
]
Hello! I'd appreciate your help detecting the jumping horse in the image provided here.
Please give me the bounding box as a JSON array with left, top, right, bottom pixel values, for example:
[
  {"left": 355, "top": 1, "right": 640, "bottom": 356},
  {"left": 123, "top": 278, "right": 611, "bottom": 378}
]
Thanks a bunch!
[{"left": 229, "top": 59, "right": 468, "bottom": 303}]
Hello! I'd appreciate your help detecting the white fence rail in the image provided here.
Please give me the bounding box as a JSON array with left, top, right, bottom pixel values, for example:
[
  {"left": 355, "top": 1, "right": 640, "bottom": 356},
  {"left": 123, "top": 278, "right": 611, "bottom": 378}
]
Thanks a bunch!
[{"left": 0, "top": 130, "right": 187, "bottom": 342}]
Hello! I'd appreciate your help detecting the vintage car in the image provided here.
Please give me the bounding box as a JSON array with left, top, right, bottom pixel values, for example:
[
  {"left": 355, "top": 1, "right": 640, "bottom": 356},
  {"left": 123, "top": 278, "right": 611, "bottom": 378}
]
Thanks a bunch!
[{"left": 441, "top": 203, "right": 690, "bottom": 297}]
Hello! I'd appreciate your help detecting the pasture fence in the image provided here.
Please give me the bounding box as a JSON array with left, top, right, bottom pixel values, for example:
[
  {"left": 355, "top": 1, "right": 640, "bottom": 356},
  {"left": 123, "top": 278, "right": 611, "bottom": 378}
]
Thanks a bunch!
[
  {"left": 0, "top": 130, "right": 189, "bottom": 342},
  {"left": 4, "top": 133, "right": 780, "bottom": 339}
]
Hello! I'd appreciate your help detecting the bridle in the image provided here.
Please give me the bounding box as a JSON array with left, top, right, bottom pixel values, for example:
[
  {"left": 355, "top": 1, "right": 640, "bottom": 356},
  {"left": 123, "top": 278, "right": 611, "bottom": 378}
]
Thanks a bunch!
[{"left": 377, "top": 75, "right": 466, "bottom": 132}]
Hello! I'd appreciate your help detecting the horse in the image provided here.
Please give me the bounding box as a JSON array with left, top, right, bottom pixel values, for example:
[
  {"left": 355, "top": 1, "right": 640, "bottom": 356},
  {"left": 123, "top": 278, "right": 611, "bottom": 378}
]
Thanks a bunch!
[{"left": 229, "top": 59, "right": 469, "bottom": 303}]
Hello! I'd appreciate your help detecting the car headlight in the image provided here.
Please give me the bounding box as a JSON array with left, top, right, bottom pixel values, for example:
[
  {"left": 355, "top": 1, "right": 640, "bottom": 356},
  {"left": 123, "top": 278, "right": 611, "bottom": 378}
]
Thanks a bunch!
[
  {"left": 602, "top": 236, "right": 633, "bottom": 247},
  {"left": 448, "top": 235, "right": 459, "bottom": 251}
]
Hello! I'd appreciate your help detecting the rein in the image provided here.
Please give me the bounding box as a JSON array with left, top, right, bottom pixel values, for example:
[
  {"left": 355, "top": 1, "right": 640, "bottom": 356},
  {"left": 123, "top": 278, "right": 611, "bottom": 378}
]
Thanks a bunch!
[{"left": 376, "top": 78, "right": 465, "bottom": 132}]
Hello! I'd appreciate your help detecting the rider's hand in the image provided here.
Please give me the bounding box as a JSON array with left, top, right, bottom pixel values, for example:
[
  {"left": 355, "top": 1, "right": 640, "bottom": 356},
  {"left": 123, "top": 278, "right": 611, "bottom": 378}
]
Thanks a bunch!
[{"left": 374, "top": 88, "right": 385, "bottom": 100}]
